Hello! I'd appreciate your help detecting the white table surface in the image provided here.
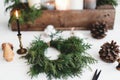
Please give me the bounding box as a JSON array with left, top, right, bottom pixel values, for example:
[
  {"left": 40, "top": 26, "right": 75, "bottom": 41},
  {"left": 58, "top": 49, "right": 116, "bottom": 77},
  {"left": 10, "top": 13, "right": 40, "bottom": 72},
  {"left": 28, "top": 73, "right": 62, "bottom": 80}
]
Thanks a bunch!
[{"left": 0, "top": 0, "right": 120, "bottom": 80}]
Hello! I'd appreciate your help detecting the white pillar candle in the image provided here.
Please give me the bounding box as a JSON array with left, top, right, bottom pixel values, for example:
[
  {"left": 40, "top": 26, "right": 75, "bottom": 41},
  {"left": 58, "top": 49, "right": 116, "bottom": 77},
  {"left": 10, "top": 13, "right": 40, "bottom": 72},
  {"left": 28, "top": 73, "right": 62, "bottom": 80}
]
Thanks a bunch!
[
  {"left": 28, "top": 0, "right": 41, "bottom": 9},
  {"left": 70, "top": 0, "right": 83, "bottom": 10},
  {"left": 84, "top": 0, "right": 96, "bottom": 9},
  {"left": 117, "top": 0, "right": 120, "bottom": 4},
  {"left": 55, "top": 0, "right": 70, "bottom": 10},
  {"left": 20, "top": 0, "right": 27, "bottom": 3}
]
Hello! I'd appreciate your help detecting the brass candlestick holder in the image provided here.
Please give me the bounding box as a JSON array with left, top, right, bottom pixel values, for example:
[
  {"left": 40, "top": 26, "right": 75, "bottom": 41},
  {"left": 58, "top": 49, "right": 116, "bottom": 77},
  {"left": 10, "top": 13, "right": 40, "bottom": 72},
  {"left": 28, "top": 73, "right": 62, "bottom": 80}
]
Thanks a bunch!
[{"left": 17, "top": 34, "right": 27, "bottom": 54}]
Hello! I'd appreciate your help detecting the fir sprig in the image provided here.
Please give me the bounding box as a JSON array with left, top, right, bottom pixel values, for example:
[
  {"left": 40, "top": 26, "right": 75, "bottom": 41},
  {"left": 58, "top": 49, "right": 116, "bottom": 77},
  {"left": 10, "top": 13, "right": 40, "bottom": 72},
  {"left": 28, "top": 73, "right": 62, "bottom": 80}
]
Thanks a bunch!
[
  {"left": 50, "top": 36, "right": 91, "bottom": 54},
  {"left": 4, "top": 0, "right": 42, "bottom": 25},
  {"left": 97, "top": 0, "right": 118, "bottom": 6},
  {"left": 9, "top": 7, "right": 42, "bottom": 24},
  {"left": 22, "top": 36, "right": 96, "bottom": 80},
  {"left": 4, "top": 0, "right": 24, "bottom": 11}
]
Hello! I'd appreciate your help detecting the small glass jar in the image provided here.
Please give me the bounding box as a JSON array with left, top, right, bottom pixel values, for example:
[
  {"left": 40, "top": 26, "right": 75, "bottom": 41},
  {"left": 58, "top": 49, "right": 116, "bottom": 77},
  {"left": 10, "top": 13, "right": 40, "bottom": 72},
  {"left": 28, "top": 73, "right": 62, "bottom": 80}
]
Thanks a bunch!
[
  {"left": 84, "top": 0, "right": 96, "bottom": 9},
  {"left": 42, "top": 0, "right": 55, "bottom": 10}
]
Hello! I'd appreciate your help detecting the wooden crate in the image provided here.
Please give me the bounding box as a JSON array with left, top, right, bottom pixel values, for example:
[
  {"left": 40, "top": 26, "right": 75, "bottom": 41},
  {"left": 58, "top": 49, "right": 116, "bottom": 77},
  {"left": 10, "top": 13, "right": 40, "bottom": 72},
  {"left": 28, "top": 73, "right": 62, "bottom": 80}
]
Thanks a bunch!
[{"left": 11, "top": 7, "right": 115, "bottom": 31}]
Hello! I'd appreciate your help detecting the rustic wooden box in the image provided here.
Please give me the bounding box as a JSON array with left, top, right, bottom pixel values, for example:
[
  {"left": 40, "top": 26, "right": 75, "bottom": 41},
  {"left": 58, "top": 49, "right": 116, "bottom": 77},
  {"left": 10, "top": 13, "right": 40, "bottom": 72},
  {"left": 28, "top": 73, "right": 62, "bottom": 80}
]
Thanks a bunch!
[{"left": 11, "top": 6, "right": 115, "bottom": 31}]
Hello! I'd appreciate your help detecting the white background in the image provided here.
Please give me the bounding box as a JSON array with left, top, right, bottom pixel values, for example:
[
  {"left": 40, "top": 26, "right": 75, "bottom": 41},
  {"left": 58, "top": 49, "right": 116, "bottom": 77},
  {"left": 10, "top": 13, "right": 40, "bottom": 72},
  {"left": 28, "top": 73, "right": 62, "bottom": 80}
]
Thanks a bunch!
[{"left": 0, "top": 0, "right": 120, "bottom": 80}]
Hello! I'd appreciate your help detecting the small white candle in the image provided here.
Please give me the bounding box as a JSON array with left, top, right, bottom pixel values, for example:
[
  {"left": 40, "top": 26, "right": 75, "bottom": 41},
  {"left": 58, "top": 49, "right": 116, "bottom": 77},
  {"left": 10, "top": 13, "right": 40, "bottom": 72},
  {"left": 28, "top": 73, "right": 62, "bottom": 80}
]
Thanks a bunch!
[
  {"left": 55, "top": 0, "right": 70, "bottom": 10},
  {"left": 28, "top": 0, "right": 41, "bottom": 9},
  {"left": 71, "top": 27, "right": 75, "bottom": 36},
  {"left": 70, "top": 0, "right": 83, "bottom": 10}
]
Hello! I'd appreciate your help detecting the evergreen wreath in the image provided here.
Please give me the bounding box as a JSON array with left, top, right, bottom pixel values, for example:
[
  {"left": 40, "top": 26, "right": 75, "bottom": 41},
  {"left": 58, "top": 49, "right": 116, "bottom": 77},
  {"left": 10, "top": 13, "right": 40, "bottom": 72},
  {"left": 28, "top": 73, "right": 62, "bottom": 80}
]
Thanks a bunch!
[{"left": 22, "top": 36, "right": 96, "bottom": 80}]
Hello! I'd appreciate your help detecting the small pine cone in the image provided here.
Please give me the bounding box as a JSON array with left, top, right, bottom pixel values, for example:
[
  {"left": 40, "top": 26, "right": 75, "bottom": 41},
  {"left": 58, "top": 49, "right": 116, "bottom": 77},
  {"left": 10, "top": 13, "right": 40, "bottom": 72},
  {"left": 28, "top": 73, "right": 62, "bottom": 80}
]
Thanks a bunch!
[
  {"left": 116, "top": 58, "right": 120, "bottom": 71},
  {"left": 99, "top": 40, "right": 120, "bottom": 63},
  {"left": 90, "top": 21, "right": 108, "bottom": 39}
]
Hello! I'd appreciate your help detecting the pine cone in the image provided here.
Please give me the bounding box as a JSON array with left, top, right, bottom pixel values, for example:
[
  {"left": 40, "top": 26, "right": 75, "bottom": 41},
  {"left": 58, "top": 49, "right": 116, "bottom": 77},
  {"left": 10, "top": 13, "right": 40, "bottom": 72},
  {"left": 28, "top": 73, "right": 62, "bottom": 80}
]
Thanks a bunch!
[
  {"left": 90, "top": 21, "right": 108, "bottom": 39},
  {"left": 116, "top": 58, "right": 120, "bottom": 71},
  {"left": 99, "top": 40, "right": 120, "bottom": 63}
]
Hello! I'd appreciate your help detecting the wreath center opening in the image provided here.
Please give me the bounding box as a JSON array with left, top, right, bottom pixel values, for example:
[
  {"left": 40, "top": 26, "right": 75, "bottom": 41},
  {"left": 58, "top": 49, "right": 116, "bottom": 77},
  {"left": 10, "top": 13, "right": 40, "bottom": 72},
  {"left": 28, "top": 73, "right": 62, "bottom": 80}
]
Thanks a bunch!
[{"left": 44, "top": 47, "right": 61, "bottom": 60}]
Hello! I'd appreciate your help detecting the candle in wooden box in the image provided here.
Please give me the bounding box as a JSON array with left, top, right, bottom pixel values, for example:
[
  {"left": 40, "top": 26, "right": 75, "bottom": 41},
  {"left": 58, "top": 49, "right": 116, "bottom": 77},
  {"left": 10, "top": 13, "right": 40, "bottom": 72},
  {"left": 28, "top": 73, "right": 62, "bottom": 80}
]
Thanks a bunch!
[
  {"left": 55, "top": 0, "right": 70, "bottom": 10},
  {"left": 84, "top": 0, "right": 96, "bottom": 9},
  {"left": 70, "top": 0, "right": 83, "bottom": 10}
]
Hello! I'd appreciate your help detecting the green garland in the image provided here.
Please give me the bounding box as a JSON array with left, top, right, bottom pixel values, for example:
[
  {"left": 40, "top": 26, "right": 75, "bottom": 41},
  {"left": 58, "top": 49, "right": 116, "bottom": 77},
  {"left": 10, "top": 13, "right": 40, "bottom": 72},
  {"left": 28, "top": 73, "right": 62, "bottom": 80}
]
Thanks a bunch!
[
  {"left": 10, "top": 6, "right": 42, "bottom": 24},
  {"left": 4, "top": 0, "right": 43, "bottom": 24},
  {"left": 97, "top": 0, "right": 118, "bottom": 6},
  {"left": 22, "top": 36, "right": 96, "bottom": 80}
]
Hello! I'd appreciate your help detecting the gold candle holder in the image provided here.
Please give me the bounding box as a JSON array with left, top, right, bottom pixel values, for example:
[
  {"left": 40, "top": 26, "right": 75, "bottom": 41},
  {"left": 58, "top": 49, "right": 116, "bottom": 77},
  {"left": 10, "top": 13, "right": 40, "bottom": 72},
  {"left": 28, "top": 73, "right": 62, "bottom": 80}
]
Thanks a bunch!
[{"left": 17, "top": 34, "right": 27, "bottom": 54}]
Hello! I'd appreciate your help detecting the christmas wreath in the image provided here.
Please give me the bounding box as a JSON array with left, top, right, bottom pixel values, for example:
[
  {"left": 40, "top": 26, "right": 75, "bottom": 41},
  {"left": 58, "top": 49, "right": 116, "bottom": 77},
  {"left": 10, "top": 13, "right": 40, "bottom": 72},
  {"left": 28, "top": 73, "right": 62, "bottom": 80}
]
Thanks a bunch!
[{"left": 22, "top": 34, "right": 96, "bottom": 80}]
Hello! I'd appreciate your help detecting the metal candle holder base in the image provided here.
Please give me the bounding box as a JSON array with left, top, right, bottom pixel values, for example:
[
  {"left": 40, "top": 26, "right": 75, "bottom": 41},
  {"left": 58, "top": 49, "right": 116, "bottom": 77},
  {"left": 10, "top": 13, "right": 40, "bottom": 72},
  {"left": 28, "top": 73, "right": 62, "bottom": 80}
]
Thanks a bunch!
[
  {"left": 17, "top": 34, "right": 27, "bottom": 54},
  {"left": 17, "top": 48, "right": 27, "bottom": 54}
]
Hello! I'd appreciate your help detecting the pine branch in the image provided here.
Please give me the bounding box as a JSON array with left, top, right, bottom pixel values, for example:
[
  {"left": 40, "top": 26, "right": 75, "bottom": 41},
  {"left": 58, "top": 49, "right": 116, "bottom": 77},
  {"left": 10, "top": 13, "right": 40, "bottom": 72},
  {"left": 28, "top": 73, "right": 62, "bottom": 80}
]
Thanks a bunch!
[
  {"left": 4, "top": 0, "right": 42, "bottom": 25},
  {"left": 97, "top": 0, "right": 118, "bottom": 6}
]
